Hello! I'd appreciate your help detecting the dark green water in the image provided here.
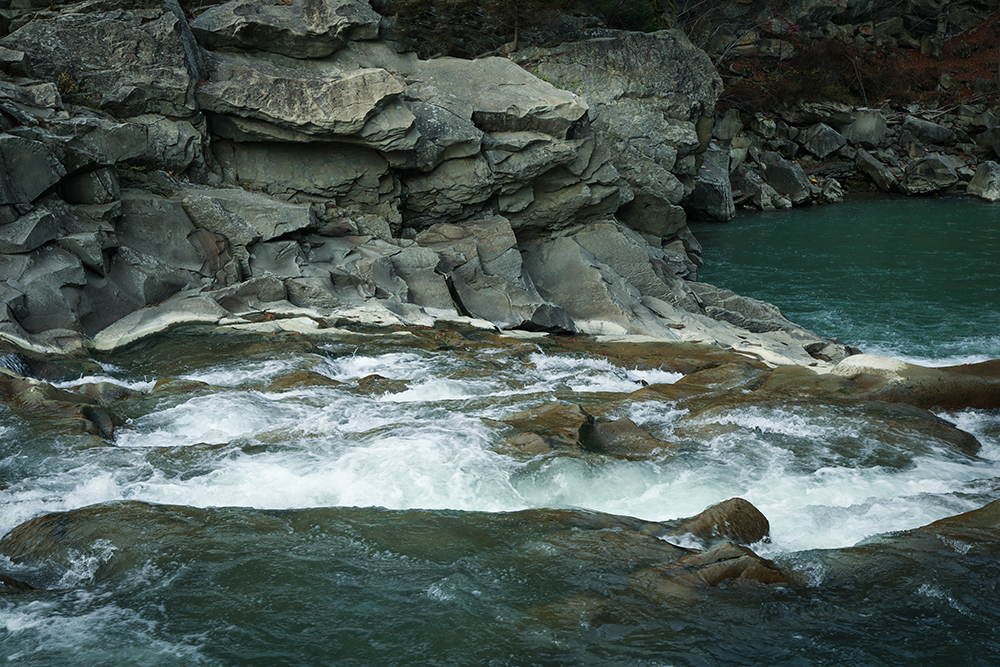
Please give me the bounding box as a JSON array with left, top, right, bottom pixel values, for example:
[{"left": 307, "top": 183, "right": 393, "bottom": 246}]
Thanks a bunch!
[{"left": 691, "top": 196, "right": 1000, "bottom": 364}]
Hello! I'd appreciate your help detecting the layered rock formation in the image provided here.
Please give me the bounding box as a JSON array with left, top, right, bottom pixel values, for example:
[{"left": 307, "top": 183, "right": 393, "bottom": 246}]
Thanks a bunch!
[{"left": 0, "top": 0, "right": 850, "bottom": 365}]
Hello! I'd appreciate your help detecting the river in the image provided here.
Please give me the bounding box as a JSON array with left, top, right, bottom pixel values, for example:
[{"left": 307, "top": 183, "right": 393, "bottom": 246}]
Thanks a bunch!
[{"left": 1, "top": 197, "right": 999, "bottom": 665}]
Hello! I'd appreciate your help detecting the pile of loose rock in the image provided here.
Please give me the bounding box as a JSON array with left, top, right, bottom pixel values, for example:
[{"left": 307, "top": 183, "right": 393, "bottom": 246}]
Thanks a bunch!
[{"left": 698, "top": 101, "right": 1000, "bottom": 218}]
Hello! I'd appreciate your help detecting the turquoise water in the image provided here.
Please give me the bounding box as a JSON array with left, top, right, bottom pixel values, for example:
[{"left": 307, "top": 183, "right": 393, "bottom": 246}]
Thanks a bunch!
[{"left": 691, "top": 196, "right": 1000, "bottom": 365}]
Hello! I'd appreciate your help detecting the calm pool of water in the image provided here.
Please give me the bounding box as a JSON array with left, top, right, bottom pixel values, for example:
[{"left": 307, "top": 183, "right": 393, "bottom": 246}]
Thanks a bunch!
[{"left": 691, "top": 196, "right": 1000, "bottom": 365}]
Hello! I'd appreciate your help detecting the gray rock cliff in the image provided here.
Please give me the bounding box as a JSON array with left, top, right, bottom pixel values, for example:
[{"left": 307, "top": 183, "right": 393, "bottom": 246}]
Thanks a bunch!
[{"left": 0, "top": 0, "right": 848, "bottom": 365}]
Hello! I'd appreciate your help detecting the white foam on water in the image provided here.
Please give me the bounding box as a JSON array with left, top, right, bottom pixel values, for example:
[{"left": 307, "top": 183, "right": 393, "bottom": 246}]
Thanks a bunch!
[
  {"left": 0, "top": 593, "right": 211, "bottom": 664},
  {"left": 114, "top": 392, "right": 318, "bottom": 448},
  {"left": 745, "top": 453, "right": 1000, "bottom": 554},
  {"left": 527, "top": 352, "right": 681, "bottom": 394},
  {"left": 321, "top": 351, "right": 436, "bottom": 382},
  {"left": 938, "top": 408, "right": 1000, "bottom": 460},
  {"left": 56, "top": 540, "right": 119, "bottom": 588},
  {"left": 180, "top": 358, "right": 300, "bottom": 387},
  {"left": 626, "top": 368, "right": 685, "bottom": 385},
  {"left": 381, "top": 377, "right": 502, "bottom": 403},
  {"left": 114, "top": 417, "right": 527, "bottom": 513},
  {"left": 862, "top": 338, "right": 1000, "bottom": 368},
  {"left": 6, "top": 348, "right": 1000, "bottom": 562},
  {"left": 52, "top": 375, "right": 157, "bottom": 392},
  {"left": 0, "top": 465, "right": 127, "bottom": 538},
  {"left": 705, "top": 405, "right": 861, "bottom": 440}
]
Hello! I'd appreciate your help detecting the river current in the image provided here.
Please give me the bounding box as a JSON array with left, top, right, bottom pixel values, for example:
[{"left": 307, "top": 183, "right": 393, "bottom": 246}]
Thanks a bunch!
[{"left": 2, "top": 198, "right": 999, "bottom": 665}]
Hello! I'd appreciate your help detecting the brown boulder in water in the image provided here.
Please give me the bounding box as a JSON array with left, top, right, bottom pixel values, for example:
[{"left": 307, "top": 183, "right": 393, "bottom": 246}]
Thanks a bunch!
[
  {"left": 499, "top": 402, "right": 594, "bottom": 455},
  {"left": 0, "top": 374, "right": 123, "bottom": 438},
  {"left": 590, "top": 417, "right": 677, "bottom": 459},
  {"left": 629, "top": 541, "right": 795, "bottom": 601},
  {"left": 667, "top": 497, "right": 770, "bottom": 547}
]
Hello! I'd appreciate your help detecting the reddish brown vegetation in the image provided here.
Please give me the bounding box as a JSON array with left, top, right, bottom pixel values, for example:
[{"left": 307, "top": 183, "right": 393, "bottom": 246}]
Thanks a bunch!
[{"left": 720, "top": 11, "right": 1000, "bottom": 112}]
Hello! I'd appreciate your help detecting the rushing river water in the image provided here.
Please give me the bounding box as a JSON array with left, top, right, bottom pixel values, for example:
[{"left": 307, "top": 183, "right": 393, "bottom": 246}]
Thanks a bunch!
[{"left": 2, "top": 198, "right": 1000, "bottom": 666}]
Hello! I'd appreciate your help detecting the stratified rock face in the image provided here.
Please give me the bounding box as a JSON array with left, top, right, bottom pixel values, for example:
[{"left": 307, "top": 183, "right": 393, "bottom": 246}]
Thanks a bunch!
[
  {"left": 411, "top": 57, "right": 589, "bottom": 139},
  {"left": 197, "top": 52, "right": 412, "bottom": 149},
  {"left": 513, "top": 31, "right": 722, "bottom": 252},
  {"left": 191, "top": 0, "right": 381, "bottom": 59},
  {"left": 0, "top": 2, "right": 197, "bottom": 117},
  {"left": 515, "top": 31, "right": 721, "bottom": 124},
  {"left": 0, "top": 0, "right": 850, "bottom": 364},
  {"left": 414, "top": 214, "right": 573, "bottom": 331},
  {"left": 968, "top": 161, "right": 1000, "bottom": 202}
]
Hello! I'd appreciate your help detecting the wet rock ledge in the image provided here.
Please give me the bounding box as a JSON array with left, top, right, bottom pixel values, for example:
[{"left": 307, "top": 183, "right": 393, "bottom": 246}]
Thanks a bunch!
[{"left": 0, "top": 0, "right": 849, "bottom": 366}]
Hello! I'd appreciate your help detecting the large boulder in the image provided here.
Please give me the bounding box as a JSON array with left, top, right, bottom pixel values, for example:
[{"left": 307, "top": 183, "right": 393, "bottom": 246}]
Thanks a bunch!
[
  {"left": 839, "top": 110, "right": 887, "bottom": 147},
  {"left": 901, "top": 116, "right": 954, "bottom": 145},
  {"left": 900, "top": 154, "right": 959, "bottom": 194},
  {"left": 857, "top": 148, "right": 898, "bottom": 192},
  {"left": 683, "top": 159, "right": 735, "bottom": 221},
  {"left": 197, "top": 52, "right": 414, "bottom": 152},
  {"left": 191, "top": 0, "right": 381, "bottom": 59},
  {"left": 800, "top": 122, "right": 847, "bottom": 159},
  {"left": 967, "top": 161, "right": 1000, "bottom": 202},
  {"left": 764, "top": 157, "right": 812, "bottom": 204}
]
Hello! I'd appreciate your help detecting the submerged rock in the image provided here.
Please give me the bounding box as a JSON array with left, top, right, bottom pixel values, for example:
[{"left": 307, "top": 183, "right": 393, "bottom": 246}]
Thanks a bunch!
[
  {"left": 590, "top": 417, "right": 677, "bottom": 459},
  {"left": 830, "top": 354, "right": 1000, "bottom": 410}
]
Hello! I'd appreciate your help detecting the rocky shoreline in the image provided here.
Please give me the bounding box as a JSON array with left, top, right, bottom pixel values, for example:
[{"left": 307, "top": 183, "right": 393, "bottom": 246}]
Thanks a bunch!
[{"left": 0, "top": 0, "right": 849, "bottom": 367}]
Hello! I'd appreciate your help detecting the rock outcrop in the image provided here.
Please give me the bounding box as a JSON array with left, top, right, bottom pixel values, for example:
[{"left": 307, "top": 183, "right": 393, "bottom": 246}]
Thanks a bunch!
[{"left": 0, "top": 0, "right": 850, "bottom": 366}]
